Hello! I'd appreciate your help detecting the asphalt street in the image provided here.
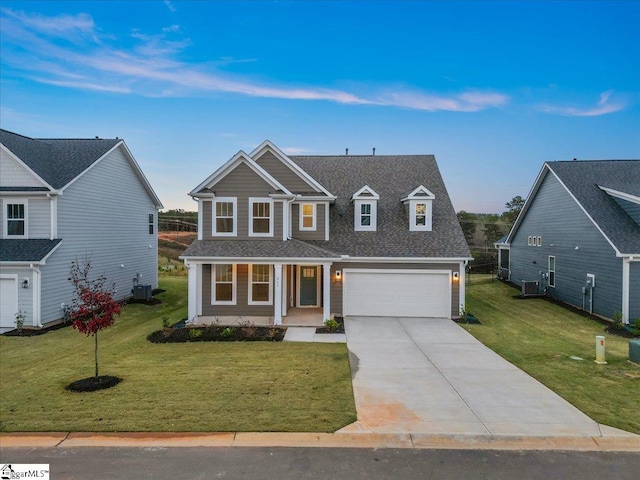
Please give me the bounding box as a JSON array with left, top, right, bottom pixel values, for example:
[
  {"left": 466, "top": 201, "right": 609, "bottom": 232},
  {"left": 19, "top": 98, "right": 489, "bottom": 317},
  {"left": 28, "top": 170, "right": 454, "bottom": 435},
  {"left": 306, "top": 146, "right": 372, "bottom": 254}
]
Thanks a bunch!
[{"left": 2, "top": 447, "right": 639, "bottom": 480}]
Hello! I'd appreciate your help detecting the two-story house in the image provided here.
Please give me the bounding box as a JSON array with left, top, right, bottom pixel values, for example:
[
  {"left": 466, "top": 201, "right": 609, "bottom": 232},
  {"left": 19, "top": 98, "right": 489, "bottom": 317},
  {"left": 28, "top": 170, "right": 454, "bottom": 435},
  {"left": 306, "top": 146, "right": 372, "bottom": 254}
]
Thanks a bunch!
[
  {"left": 502, "top": 160, "right": 639, "bottom": 324},
  {"left": 0, "top": 129, "right": 163, "bottom": 332},
  {"left": 181, "top": 141, "right": 471, "bottom": 325}
]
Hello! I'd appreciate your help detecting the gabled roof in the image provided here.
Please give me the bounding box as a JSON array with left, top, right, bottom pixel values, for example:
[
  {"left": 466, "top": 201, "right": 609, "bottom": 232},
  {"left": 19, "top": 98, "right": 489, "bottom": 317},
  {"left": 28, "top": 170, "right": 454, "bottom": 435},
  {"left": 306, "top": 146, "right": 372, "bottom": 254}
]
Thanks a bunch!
[
  {"left": 508, "top": 160, "right": 640, "bottom": 255},
  {"left": 181, "top": 238, "right": 340, "bottom": 260},
  {"left": 250, "top": 140, "right": 335, "bottom": 198},
  {"left": 352, "top": 185, "right": 379, "bottom": 200},
  {"left": 190, "top": 149, "right": 291, "bottom": 197},
  {"left": 0, "top": 129, "right": 163, "bottom": 207},
  {"left": 0, "top": 239, "right": 62, "bottom": 263},
  {"left": 290, "top": 154, "right": 471, "bottom": 258}
]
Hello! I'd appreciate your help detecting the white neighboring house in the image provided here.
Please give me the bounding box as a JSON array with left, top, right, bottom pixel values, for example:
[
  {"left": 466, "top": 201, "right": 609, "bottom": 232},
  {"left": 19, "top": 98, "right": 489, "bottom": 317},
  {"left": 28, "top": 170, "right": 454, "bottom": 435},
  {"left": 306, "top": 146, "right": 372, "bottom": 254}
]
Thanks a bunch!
[{"left": 0, "top": 129, "right": 163, "bottom": 333}]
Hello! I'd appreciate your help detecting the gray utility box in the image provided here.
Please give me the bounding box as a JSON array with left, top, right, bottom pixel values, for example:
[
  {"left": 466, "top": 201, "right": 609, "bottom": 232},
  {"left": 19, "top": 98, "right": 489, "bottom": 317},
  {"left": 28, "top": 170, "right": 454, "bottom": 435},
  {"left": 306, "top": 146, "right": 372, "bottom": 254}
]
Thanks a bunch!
[
  {"left": 630, "top": 339, "right": 640, "bottom": 365},
  {"left": 133, "top": 284, "right": 152, "bottom": 301}
]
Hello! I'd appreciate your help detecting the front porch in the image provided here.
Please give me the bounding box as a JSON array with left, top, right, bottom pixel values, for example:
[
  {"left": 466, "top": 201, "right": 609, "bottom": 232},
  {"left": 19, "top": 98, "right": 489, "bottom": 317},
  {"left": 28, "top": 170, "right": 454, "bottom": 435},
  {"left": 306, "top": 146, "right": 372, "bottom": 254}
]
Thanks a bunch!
[{"left": 191, "top": 307, "right": 324, "bottom": 327}]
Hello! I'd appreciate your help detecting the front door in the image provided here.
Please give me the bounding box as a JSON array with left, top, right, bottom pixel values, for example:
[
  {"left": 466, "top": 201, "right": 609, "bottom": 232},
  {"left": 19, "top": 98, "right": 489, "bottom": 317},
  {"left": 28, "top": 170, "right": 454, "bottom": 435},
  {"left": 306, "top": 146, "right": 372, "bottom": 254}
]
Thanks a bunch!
[{"left": 298, "top": 266, "right": 318, "bottom": 307}]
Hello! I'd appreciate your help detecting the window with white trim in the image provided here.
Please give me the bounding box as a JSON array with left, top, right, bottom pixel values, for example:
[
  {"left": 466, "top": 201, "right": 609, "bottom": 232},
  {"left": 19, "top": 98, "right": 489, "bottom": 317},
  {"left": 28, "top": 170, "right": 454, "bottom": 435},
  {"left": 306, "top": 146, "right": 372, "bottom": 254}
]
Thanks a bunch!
[
  {"left": 409, "top": 200, "right": 432, "bottom": 231},
  {"left": 527, "top": 236, "right": 533, "bottom": 246},
  {"left": 300, "top": 203, "right": 316, "bottom": 231},
  {"left": 212, "top": 264, "right": 236, "bottom": 304},
  {"left": 249, "top": 264, "right": 272, "bottom": 304},
  {"left": 352, "top": 186, "right": 379, "bottom": 232},
  {"left": 249, "top": 198, "right": 273, "bottom": 236},
  {"left": 537, "top": 236, "right": 542, "bottom": 246},
  {"left": 148, "top": 213, "right": 155, "bottom": 234},
  {"left": 548, "top": 256, "right": 555, "bottom": 288},
  {"left": 5, "top": 203, "right": 27, "bottom": 237},
  {"left": 415, "top": 203, "right": 427, "bottom": 226},
  {"left": 213, "top": 198, "right": 237, "bottom": 236}
]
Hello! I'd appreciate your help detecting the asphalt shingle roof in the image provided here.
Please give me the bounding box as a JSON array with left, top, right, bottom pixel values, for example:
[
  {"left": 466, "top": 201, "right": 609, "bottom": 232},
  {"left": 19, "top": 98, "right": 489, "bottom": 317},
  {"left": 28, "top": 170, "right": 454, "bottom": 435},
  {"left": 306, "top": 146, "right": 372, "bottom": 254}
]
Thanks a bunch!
[
  {"left": 290, "top": 155, "right": 471, "bottom": 258},
  {"left": 548, "top": 160, "right": 640, "bottom": 255},
  {"left": 181, "top": 239, "right": 340, "bottom": 259},
  {"left": 0, "top": 239, "right": 62, "bottom": 262},
  {"left": 1, "top": 129, "right": 120, "bottom": 189}
]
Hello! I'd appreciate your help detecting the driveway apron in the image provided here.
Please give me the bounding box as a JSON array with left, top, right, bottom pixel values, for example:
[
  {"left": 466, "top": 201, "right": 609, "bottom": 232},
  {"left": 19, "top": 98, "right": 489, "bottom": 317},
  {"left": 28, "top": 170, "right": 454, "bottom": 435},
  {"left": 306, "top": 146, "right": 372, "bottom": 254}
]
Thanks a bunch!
[{"left": 341, "top": 317, "right": 604, "bottom": 436}]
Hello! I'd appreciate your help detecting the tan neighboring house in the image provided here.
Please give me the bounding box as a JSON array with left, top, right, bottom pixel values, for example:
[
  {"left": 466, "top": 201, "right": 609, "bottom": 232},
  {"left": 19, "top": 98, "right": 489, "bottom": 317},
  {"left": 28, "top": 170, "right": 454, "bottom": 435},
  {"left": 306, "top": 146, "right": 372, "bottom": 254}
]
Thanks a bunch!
[{"left": 180, "top": 141, "right": 471, "bottom": 325}]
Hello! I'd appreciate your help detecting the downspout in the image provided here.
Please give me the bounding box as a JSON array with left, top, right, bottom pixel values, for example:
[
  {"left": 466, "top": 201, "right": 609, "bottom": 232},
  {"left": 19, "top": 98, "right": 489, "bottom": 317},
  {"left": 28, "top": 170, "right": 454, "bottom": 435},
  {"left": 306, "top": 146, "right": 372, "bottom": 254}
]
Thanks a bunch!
[{"left": 286, "top": 195, "right": 297, "bottom": 240}]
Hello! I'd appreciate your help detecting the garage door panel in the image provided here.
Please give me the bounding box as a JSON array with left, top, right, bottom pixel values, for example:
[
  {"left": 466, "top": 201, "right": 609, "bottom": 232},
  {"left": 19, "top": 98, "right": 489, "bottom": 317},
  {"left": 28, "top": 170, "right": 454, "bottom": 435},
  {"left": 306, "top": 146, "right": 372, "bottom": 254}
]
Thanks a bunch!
[{"left": 344, "top": 270, "right": 451, "bottom": 318}]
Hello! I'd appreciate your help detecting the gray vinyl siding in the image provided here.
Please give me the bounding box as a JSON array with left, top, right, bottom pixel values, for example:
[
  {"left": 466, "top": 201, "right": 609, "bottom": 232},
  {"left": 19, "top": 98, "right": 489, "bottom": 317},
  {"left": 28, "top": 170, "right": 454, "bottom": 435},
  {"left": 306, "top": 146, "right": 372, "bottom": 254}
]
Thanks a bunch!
[
  {"left": 204, "top": 163, "right": 283, "bottom": 240},
  {"left": 38, "top": 146, "right": 159, "bottom": 325},
  {"left": 1, "top": 267, "right": 34, "bottom": 327},
  {"left": 27, "top": 198, "right": 50, "bottom": 238},
  {"left": 329, "top": 262, "right": 461, "bottom": 317},
  {"left": 612, "top": 196, "right": 640, "bottom": 225},
  {"left": 631, "top": 262, "right": 640, "bottom": 321},
  {"left": 510, "top": 172, "right": 623, "bottom": 319},
  {"left": 0, "top": 198, "right": 3, "bottom": 237},
  {"left": 201, "top": 264, "right": 274, "bottom": 316},
  {"left": 291, "top": 203, "right": 326, "bottom": 240},
  {"left": 255, "top": 151, "right": 315, "bottom": 193}
]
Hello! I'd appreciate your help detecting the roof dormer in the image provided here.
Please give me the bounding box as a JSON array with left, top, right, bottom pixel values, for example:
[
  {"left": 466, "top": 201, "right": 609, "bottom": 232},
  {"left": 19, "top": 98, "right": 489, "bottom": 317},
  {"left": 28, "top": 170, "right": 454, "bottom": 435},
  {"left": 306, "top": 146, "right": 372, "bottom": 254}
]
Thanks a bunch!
[
  {"left": 401, "top": 185, "right": 435, "bottom": 231},
  {"left": 352, "top": 185, "right": 379, "bottom": 231}
]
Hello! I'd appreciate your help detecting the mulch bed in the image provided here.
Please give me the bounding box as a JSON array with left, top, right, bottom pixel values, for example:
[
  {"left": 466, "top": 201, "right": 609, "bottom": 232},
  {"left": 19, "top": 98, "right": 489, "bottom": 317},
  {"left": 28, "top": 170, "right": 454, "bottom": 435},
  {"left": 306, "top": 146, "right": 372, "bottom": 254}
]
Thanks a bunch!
[
  {"left": 3, "top": 320, "right": 72, "bottom": 337},
  {"left": 315, "top": 316, "right": 345, "bottom": 334},
  {"left": 66, "top": 375, "right": 122, "bottom": 392},
  {"left": 147, "top": 325, "right": 286, "bottom": 343}
]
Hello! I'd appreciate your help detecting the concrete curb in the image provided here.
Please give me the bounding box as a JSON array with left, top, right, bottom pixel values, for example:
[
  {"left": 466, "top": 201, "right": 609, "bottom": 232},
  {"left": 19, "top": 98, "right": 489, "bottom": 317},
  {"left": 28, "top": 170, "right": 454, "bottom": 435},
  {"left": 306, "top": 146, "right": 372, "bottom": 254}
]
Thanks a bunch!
[{"left": 1, "top": 432, "right": 639, "bottom": 452}]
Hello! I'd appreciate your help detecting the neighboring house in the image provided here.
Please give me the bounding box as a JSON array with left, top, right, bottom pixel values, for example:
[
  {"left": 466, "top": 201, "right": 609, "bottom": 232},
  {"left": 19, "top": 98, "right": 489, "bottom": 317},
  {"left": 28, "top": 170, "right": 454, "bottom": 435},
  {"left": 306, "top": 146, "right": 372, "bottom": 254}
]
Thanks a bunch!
[
  {"left": 0, "top": 129, "right": 163, "bottom": 332},
  {"left": 180, "top": 140, "right": 471, "bottom": 325},
  {"left": 501, "top": 160, "right": 640, "bottom": 324}
]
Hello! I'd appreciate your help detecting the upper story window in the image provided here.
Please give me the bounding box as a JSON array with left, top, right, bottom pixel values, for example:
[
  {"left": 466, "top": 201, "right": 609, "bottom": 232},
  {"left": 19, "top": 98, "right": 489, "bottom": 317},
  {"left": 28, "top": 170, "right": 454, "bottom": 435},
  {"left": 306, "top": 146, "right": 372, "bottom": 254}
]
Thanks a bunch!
[
  {"left": 5, "top": 202, "right": 27, "bottom": 238},
  {"left": 300, "top": 203, "right": 316, "bottom": 231},
  {"left": 213, "top": 198, "right": 237, "bottom": 236},
  {"left": 249, "top": 198, "right": 273, "bottom": 236},
  {"left": 148, "top": 213, "right": 155, "bottom": 235},
  {"left": 402, "top": 185, "right": 435, "bottom": 232},
  {"left": 352, "top": 186, "right": 379, "bottom": 232}
]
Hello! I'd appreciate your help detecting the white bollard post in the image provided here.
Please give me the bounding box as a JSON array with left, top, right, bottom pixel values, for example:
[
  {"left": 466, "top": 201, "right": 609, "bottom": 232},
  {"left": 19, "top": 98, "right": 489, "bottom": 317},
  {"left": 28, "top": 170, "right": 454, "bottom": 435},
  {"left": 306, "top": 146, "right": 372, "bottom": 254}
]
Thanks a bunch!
[{"left": 595, "top": 335, "right": 607, "bottom": 365}]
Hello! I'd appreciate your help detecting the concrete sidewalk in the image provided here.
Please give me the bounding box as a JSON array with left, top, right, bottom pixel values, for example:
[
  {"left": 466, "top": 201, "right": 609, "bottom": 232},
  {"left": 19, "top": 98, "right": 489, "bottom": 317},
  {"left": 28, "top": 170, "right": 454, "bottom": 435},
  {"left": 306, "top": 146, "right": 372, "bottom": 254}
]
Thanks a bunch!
[
  {"left": 1, "top": 431, "right": 639, "bottom": 451},
  {"left": 340, "top": 317, "right": 639, "bottom": 438}
]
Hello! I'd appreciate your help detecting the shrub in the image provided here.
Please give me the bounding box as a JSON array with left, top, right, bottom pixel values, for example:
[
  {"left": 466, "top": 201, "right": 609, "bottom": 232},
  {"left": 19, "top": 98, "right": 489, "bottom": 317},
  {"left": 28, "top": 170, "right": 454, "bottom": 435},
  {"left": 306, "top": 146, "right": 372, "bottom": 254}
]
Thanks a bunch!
[
  {"left": 324, "top": 317, "right": 339, "bottom": 332},
  {"left": 188, "top": 328, "right": 203, "bottom": 339},
  {"left": 221, "top": 327, "right": 235, "bottom": 339}
]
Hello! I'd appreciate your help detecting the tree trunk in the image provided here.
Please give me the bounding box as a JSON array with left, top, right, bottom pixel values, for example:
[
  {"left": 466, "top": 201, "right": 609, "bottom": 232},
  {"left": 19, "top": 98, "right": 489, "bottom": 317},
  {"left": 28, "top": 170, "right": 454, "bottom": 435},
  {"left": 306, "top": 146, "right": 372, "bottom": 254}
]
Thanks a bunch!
[{"left": 94, "top": 330, "right": 99, "bottom": 378}]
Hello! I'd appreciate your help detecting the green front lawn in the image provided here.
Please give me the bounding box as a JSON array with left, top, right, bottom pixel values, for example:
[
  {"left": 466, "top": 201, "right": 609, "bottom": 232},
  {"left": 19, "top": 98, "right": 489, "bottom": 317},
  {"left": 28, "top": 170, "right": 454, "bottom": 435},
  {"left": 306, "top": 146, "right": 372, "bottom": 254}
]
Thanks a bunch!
[
  {"left": 466, "top": 275, "right": 640, "bottom": 434},
  {"left": 0, "top": 276, "right": 356, "bottom": 432}
]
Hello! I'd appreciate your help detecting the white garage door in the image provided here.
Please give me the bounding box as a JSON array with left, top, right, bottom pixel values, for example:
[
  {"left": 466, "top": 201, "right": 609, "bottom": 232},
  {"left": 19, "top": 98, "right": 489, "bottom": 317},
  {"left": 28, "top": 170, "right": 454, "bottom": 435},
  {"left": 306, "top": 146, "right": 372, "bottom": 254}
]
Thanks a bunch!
[
  {"left": 0, "top": 276, "right": 19, "bottom": 330},
  {"left": 343, "top": 269, "right": 451, "bottom": 318}
]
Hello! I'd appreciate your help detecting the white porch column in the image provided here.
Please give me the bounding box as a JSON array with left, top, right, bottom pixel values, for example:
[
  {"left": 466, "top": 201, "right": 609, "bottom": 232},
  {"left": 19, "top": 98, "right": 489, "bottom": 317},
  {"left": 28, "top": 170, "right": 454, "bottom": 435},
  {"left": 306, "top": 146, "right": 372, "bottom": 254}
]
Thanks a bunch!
[
  {"left": 323, "top": 263, "right": 331, "bottom": 321},
  {"left": 196, "top": 264, "right": 203, "bottom": 316},
  {"left": 458, "top": 261, "right": 467, "bottom": 316},
  {"left": 274, "top": 263, "right": 283, "bottom": 325},
  {"left": 187, "top": 262, "right": 198, "bottom": 322},
  {"left": 282, "top": 265, "right": 288, "bottom": 317},
  {"left": 622, "top": 258, "right": 630, "bottom": 324}
]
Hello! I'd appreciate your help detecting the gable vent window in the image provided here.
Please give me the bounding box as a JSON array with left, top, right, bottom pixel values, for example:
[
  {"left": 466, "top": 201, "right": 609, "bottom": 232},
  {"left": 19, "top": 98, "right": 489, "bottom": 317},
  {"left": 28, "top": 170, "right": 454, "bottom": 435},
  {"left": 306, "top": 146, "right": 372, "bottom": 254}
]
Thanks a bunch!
[{"left": 6, "top": 203, "right": 26, "bottom": 237}]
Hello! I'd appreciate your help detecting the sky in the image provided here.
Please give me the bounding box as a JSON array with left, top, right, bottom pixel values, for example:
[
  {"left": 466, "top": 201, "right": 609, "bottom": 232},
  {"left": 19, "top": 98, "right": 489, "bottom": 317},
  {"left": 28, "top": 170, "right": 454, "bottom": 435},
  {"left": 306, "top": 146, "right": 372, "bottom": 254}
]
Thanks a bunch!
[{"left": 1, "top": 0, "right": 639, "bottom": 213}]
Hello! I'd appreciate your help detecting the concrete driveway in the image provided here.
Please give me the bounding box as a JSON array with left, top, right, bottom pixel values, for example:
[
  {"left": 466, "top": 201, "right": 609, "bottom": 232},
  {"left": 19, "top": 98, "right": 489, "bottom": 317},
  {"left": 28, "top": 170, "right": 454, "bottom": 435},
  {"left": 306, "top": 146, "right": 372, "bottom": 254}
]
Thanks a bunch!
[{"left": 340, "top": 317, "right": 630, "bottom": 437}]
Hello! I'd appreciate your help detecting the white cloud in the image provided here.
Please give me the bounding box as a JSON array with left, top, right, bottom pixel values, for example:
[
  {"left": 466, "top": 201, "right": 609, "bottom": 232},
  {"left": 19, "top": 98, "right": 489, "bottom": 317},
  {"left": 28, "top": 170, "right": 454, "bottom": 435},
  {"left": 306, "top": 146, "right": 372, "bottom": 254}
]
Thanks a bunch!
[
  {"left": 539, "top": 90, "right": 627, "bottom": 116},
  {"left": 0, "top": 9, "right": 509, "bottom": 113},
  {"left": 164, "top": 1, "right": 176, "bottom": 13}
]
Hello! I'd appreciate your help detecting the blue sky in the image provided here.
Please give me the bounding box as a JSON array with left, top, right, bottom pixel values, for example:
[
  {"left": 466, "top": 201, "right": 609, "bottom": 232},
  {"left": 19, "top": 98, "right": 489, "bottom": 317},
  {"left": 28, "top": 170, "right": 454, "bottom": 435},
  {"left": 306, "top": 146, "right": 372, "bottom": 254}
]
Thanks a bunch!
[{"left": 1, "top": 0, "right": 639, "bottom": 212}]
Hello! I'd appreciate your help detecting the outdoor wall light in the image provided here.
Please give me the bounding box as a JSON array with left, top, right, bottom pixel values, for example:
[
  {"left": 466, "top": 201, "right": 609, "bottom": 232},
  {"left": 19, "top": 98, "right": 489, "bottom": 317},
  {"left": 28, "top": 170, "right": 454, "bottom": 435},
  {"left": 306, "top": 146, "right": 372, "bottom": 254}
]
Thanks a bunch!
[
  {"left": 22, "top": 278, "right": 30, "bottom": 289},
  {"left": 452, "top": 272, "right": 459, "bottom": 282},
  {"left": 335, "top": 270, "right": 342, "bottom": 280}
]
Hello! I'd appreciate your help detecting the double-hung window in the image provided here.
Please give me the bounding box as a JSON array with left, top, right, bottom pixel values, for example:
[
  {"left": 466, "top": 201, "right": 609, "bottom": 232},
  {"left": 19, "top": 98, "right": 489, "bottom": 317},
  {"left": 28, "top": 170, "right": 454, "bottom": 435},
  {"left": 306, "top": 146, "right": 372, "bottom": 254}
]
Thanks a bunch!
[
  {"left": 249, "top": 198, "right": 273, "bottom": 236},
  {"left": 300, "top": 203, "right": 316, "bottom": 231},
  {"left": 212, "top": 264, "right": 236, "bottom": 304},
  {"left": 213, "top": 198, "right": 237, "bottom": 236},
  {"left": 6, "top": 203, "right": 26, "bottom": 237},
  {"left": 148, "top": 214, "right": 155, "bottom": 234},
  {"left": 249, "top": 264, "right": 272, "bottom": 305},
  {"left": 548, "top": 256, "right": 556, "bottom": 288},
  {"left": 415, "top": 203, "right": 427, "bottom": 227}
]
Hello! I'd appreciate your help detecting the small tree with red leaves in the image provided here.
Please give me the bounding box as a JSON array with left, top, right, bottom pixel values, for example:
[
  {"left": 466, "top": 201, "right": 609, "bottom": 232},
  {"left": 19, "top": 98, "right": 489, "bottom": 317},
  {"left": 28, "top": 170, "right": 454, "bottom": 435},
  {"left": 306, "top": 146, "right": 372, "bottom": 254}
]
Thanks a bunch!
[{"left": 69, "top": 259, "right": 121, "bottom": 379}]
